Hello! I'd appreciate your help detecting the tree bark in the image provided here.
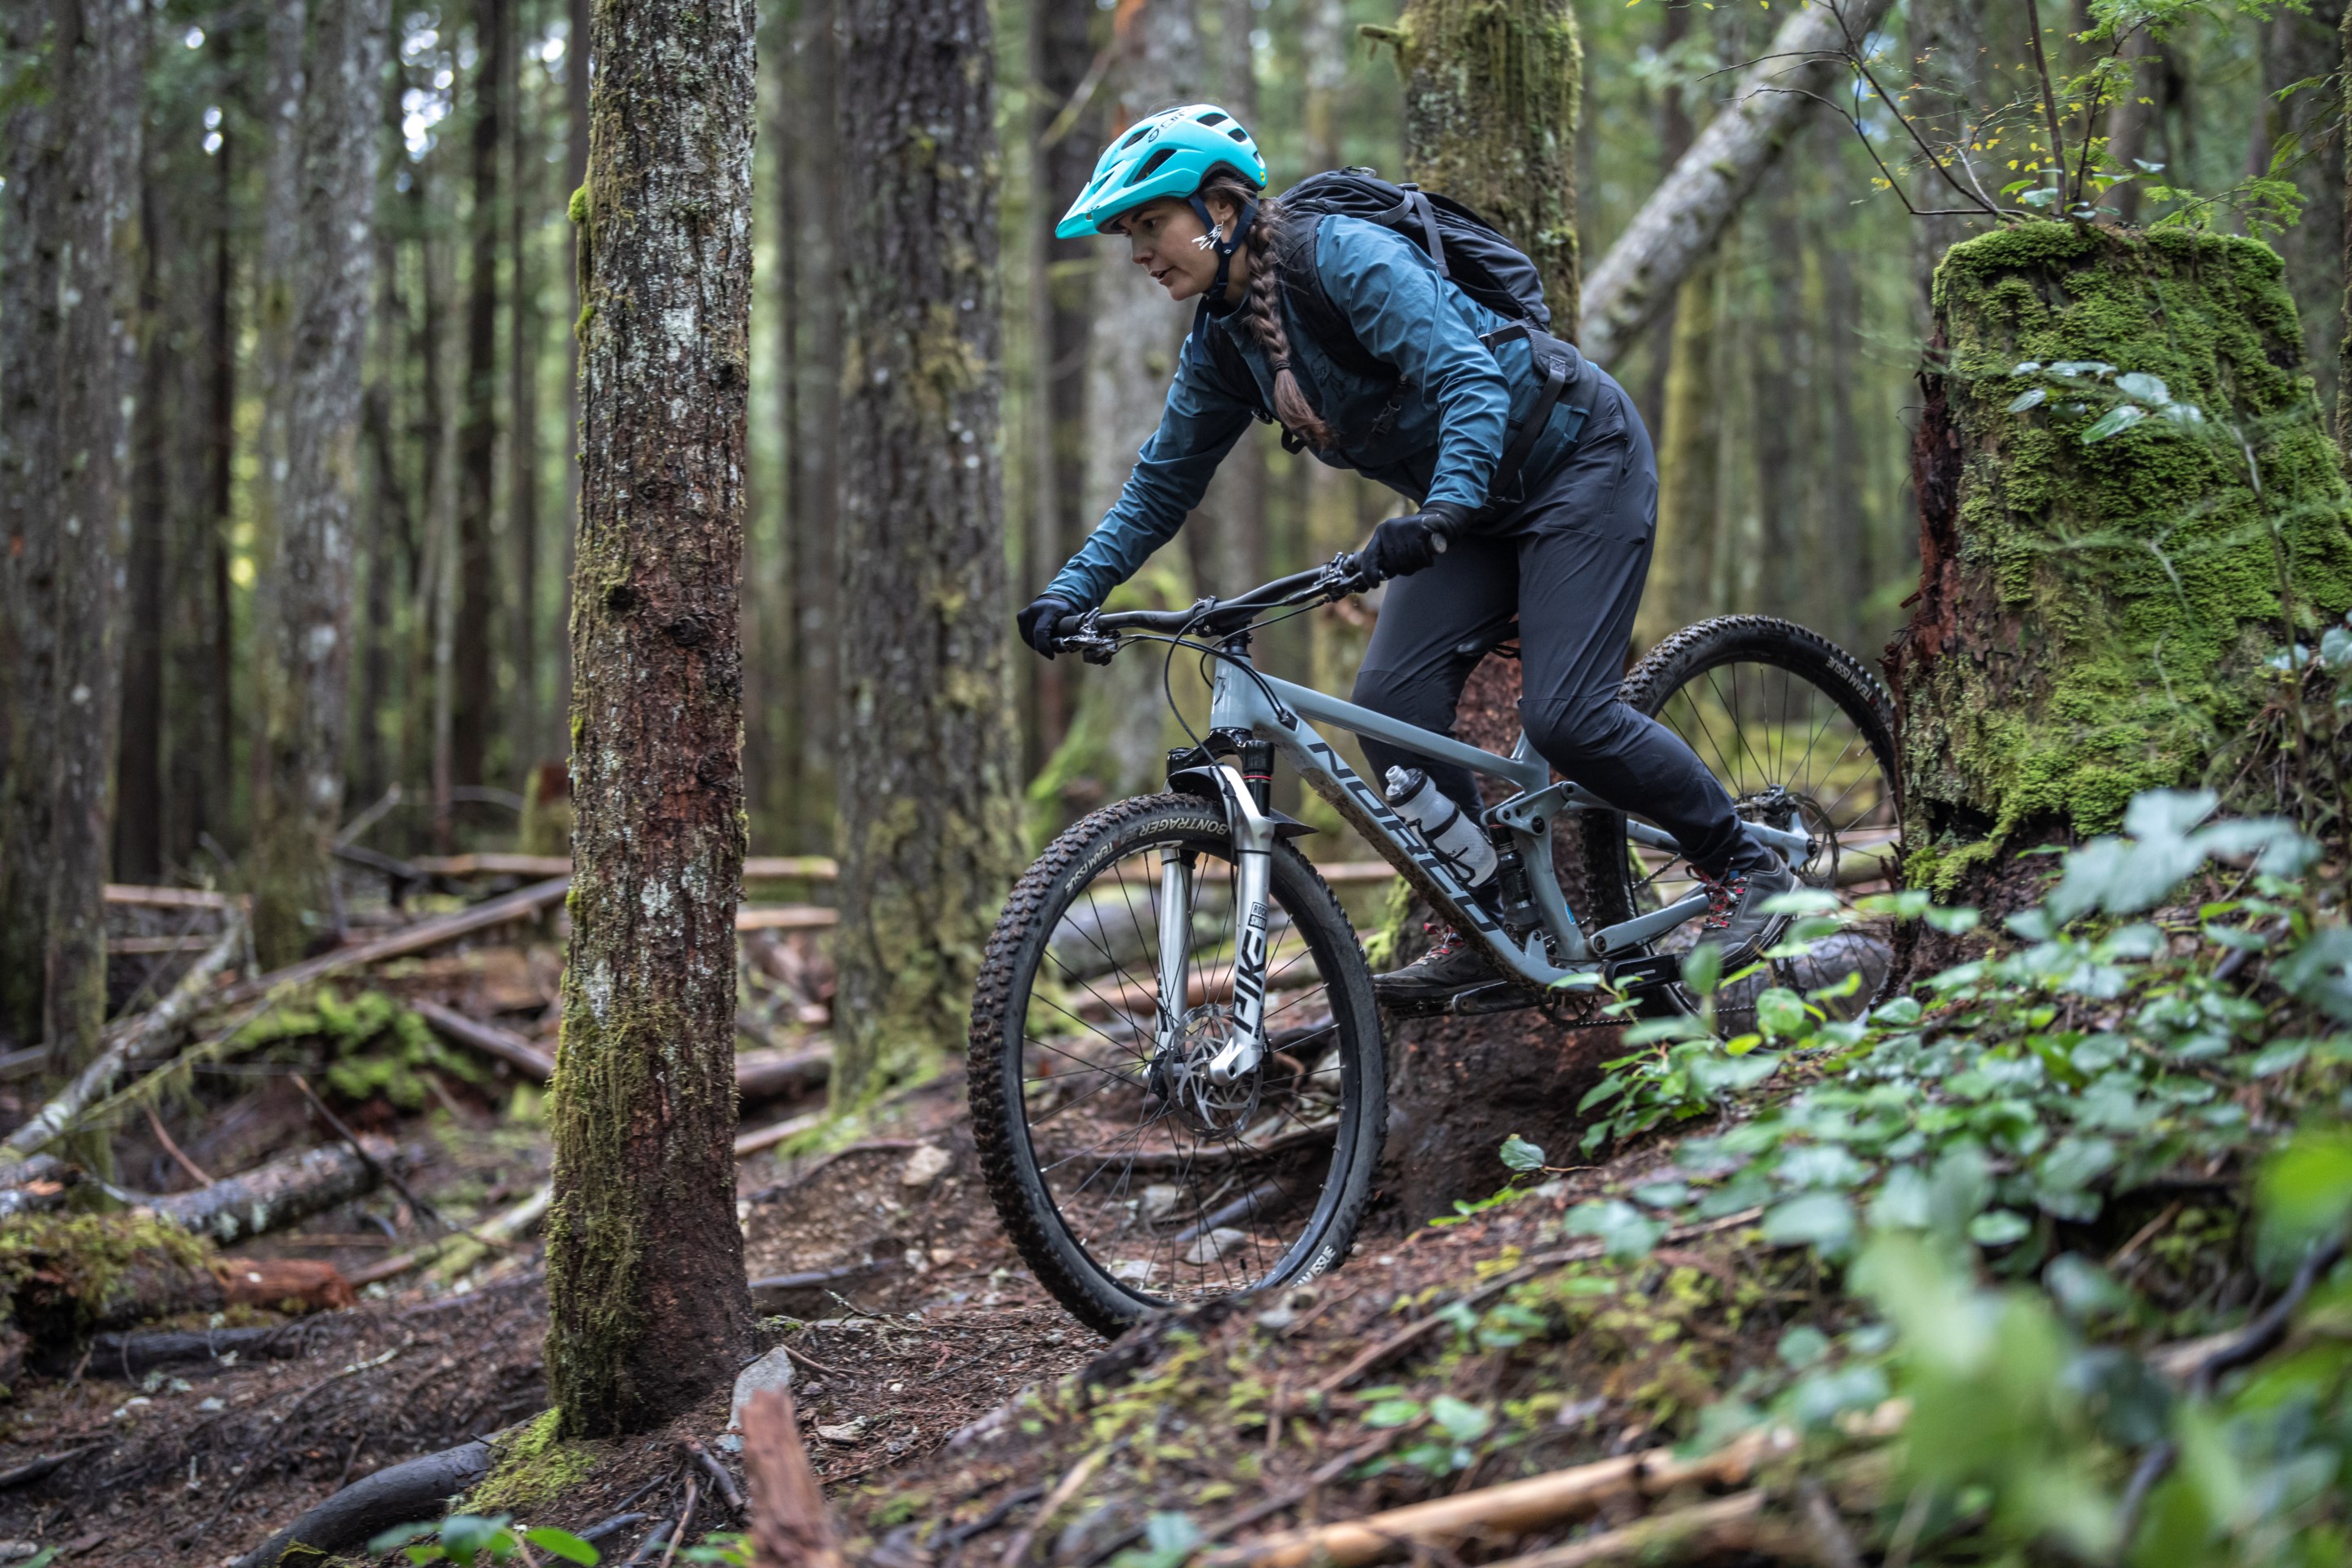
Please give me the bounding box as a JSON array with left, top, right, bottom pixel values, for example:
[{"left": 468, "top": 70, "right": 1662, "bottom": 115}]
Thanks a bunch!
[
  {"left": 248, "top": 0, "right": 390, "bottom": 969},
  {"left": 1579, "top": 0, "right": 1899, "bottom": 369},
  {"left": 831, "top": 0, "right": 1024, "bottom": 1103},
  {"left": 1374, "top": 0, "right": 1581, "bottom": 336},
  {"left": 0, "top": 0, "right": 142, "bottom": 1064},
  {"left": 1891, "top": 225, "right": 2352, "bottom": 911},
  {"left": 452, "top": 0, "right": 509, "bottom": 795},
  {"left": 509, "top": 13, "right": 542, "bottom": 764},
  {"left": 546, "top": 0, "right": 757, "bottom": 1435}
]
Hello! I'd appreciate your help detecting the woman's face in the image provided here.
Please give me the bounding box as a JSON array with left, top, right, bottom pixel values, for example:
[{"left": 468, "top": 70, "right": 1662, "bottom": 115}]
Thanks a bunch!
[{"left": 1115, "top": 194, "right": 1245, "bottom": 302}]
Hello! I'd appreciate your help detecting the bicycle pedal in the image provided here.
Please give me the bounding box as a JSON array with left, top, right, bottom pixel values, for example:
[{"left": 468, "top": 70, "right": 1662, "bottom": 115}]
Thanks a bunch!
[
  {"left": 1446, "top": 981, "right": 1541, "bottom": 1017},
  {"left": 1603, "top": 952, "right": 1682, "bottom": 993}
]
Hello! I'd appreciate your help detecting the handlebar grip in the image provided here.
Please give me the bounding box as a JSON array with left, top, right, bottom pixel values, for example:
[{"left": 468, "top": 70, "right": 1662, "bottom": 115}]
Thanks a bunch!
[{"left": 1051, "top": 612, "right": 1090, "bottom": 640}]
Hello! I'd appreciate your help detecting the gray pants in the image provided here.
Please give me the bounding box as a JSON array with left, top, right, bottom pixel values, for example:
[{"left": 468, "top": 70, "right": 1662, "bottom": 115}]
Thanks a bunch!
[{"left": 1351, "top": 369, "right": 1764, "bottom": 880}]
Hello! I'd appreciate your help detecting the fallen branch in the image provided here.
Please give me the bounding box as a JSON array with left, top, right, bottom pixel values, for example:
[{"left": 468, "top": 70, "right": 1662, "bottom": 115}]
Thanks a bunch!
[
  {"left": 742, "top": 1383, "right": 846, "bottom": 1568},
  {"left": 1474, "top": 1490, "right": 1777, "bottom": 1568},
  {"left": 410, "top": 999, "right": 558, "bottom": 1080},
  {"left": 737, "top": 1111, "right": 826, "bottom": 1160},
  {"left": 2, "top": 911, "right": 247, "bottom": 1163},
  {"left": 1000, "top": 1442, "right": 1120, "bottom": 1568},
  {"left": 291, "top": 1075, "right": 448, "bottom": 1231},
  {"left": 344, "top": 1182, "right": 552, "bottom": 1287},
  {"left": 0, "top": 1446, "right": 98, "bottom": 1490},
  {"left": 218, "top": 875, "right": 569, "bottom": 1008},
  {"left": 1201, "top": 1426, "right": 1792, "bottom": 1568},
  {"left": 684, "top": 1437, "right": 747, "bottom": 1516},
  {"left": 85, "top": 1323, "right": 314, "bottom": 1379}
]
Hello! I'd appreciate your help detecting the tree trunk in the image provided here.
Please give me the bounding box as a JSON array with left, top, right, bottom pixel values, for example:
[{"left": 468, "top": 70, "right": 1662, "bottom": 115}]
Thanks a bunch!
[
  {"left": 546, "top": 0, "right": 757, "bottom": 1437},
  {"left": 509, "top": 16, "right": 541, "bottom": 766},
  {"left": 1374, "top": 0, "right": 1580, "bottom": 336},
  {"left": 452, "top": 0, "right": 508, "bottom": 795},
  {"left": 1906, "top": 0, "right": 1989, "bottom": 326},
  {"left": 0, "top": 0, "right": 142, "bottom": 1064},
  {"left": 249, "top": 0, "right": 390, "bottom": 969},
  {"left": 1209, "top": 0, "right": 1266, "bottom": 603},
  {"left": 1578, "top": 0, "right": 1899, "bottom": 369},
  {"left": 831, "top": 0, "right": 1024, "bottom": 1104},
  {"left": 786, "top": 0, "right": 844, "bottom": 856},
  {"left": 1633, "top": 266, "right": 1717, "bottom": 646},
  {"left": 559, "top": 0, "right": 589, "bottom": 737},
  {"left": 1891, "top": 225, "right": 2352, "bottom": 914},
  {"left": 117, "top": 162, "right": 170, "bottom": 884}
]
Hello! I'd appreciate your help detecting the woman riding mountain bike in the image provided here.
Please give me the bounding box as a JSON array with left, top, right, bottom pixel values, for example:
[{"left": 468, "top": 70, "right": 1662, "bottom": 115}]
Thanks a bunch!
[{"left": 1017, "top": 102, "right": 1798, "bottom": 1004}]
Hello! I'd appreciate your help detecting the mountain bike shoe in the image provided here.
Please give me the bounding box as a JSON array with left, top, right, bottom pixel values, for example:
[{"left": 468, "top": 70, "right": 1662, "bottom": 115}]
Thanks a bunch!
[
  {"left": 1373, "top": 921, "right": 1500, "bottom": 1012},
  {"left": 1689, "top": 859, "right": 1800, "bottom": 973}
]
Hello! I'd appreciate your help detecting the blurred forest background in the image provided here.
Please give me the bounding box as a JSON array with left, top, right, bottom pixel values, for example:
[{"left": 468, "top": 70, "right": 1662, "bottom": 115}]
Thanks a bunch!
[{"left": 11, "top": 0, "right": 2342, "bottom": 876}]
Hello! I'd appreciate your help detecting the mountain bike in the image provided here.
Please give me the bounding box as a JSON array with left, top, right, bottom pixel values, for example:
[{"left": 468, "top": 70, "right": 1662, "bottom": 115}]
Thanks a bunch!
[{"left": 969, "top": 555, "right": 1901, "bottom": 1334}]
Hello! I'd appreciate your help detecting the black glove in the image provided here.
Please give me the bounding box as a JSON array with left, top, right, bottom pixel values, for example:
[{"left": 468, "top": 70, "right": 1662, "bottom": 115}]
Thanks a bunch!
[
  {"left": 1356, "top": 503, "right": 1468, "bottom": 584},
  {"left": 1017, "top": 594, "right": 1076, "bottom": 658}
]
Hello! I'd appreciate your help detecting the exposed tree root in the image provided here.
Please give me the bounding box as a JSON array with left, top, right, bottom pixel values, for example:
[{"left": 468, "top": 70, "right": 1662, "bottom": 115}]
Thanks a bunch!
[{"left": 227, "top": 1436, "right": 491, "bottom": 1568}]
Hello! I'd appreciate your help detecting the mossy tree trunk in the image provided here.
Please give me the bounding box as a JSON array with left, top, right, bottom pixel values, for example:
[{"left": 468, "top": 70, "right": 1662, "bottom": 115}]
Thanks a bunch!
[
  {"left": 1371, "top": 0, "right": 1580, "bottom": 336},
  {"left": 831, "top": 0, "right": 1025, "bottom": 1106},
  {"left": 1893, "top": 224, "right": 2352, "bottom": 913},
  {"left": 545, "top": 0, "right": 755, "bottom": 1437},
  {"left": 248, "top": 0, "right": 390, "bottom": 969},
  {"left": 0, "top": 0, "right": 142, "bottom": 1066}
]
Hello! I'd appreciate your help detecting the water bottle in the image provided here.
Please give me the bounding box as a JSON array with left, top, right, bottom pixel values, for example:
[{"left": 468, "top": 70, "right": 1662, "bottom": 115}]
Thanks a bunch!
[{"left": 1383, "top": 767, "right": 1498, "bottom": 888}]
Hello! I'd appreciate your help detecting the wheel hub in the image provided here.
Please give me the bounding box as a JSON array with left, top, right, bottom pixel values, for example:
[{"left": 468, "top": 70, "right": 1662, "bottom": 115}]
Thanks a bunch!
[
  {"left": 1146, "top": 1004, "right": 1262, "bottom": 1138},
  {"left": 1735, "top": 785, "right": 1837, "bottom": 887}
]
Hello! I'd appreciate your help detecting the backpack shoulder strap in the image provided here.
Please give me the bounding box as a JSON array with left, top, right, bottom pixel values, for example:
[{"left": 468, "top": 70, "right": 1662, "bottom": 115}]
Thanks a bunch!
[{"left": 1267, "top": 216, "right": 1388, "bottom": 383}]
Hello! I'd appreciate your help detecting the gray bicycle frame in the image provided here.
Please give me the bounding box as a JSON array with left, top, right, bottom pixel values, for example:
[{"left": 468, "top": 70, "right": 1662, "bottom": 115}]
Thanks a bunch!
[{"left": 1170, "top": 644, "right": 1810, "bottom": 1085}]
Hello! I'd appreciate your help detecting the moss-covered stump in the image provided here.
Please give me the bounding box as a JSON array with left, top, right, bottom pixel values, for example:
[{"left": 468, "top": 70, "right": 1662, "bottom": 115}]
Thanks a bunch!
[{"left": 1893, "top": 222, "right": 2352, "bottom": 910}]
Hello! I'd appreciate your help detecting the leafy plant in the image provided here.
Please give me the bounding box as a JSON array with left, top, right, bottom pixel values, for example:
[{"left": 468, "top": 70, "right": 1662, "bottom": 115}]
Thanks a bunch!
[{"left": 371, "top": 1516, "right": 599, "bottom": 1566}]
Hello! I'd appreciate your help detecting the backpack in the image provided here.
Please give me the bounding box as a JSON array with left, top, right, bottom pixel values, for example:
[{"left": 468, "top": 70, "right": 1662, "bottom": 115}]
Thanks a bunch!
[
  {"left": 1193, "top": 169, "right": 1581, "bottom": 504},
  {"left": 1196, "top": 168, "right": 1552, "bottom": 408}
]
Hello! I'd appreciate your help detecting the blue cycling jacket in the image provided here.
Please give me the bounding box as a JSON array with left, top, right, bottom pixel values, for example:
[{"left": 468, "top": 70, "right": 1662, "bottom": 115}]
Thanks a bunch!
[{"left": 1044, "top": 213, "right": 1591, "bottom": 611}]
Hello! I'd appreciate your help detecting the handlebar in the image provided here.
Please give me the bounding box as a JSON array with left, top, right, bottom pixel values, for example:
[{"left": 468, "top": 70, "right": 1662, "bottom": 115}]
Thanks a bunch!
[{"left": 1051, "top": 554, "right": 1372, "bottom": 656}]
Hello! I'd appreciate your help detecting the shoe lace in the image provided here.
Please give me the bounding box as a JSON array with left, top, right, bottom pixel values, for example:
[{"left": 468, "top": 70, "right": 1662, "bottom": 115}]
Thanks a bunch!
[
  {"left": 1694, "top": 868, "right": 1747, "bottom": 931},
  {"left": 1419, "top": 920, "right": 1466, "bottom": 957}
]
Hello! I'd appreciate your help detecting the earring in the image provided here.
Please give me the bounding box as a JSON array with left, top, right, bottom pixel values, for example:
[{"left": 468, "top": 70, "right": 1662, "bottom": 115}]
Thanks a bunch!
[{"left": 1193, "top": 225, "right": 1221, "bottom": 251}]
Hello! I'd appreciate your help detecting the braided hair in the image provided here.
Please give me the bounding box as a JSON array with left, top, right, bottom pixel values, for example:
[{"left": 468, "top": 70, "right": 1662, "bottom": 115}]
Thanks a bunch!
[{"left": 1197, "top": 170, "right": 1333, "bottom": 451}]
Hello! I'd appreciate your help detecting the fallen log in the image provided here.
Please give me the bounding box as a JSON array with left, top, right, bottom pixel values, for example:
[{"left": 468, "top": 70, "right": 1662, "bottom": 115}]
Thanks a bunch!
[
  {"left": 409, "top": 999, "right": 558, "bottom": 1080},
  {"left": 2, "top": 911, "right": 247, "bottom": 1163},
  {"left": 736, "top": 1111, "right": 826, "bottom": 1160},
  {"left": 85, "top": 1323, "right": 314, "bottom": 1379},
  {"left": 742, "top": 1384, "right": 845, "bottom": 1568},
  {"left": 734, "top": 1045, "right": 832, "bottom": 1099},
  {"left": 230, "top": 1437, "right": 493, "bottom": 1568},
  {"left": 1200, "top": 1426, "right": 1793, "bottom": 1568},
  {"left": 217, "top": 875, "right": 570, "bottom": 1009},
  {"left": 145, "top": 1136, "right": 405, "bottom": 1247},
  {"left": 2, "top": 1213, "right": 354, "bottom": 1352}
]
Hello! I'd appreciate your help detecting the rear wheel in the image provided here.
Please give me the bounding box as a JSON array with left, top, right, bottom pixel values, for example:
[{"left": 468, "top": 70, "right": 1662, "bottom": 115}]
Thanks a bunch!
[
  {"left": 1581, "top": 616, "right": 1904, "bottom": 1022},
  {"left": 969, "top": 794, "right": 1385, "bottom": 1336}
]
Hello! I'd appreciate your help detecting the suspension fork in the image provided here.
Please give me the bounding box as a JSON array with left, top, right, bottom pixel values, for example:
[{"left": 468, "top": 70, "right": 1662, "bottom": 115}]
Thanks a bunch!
[{"left": 1203, "top": 763, "right": 1277, "bottom": 1085}]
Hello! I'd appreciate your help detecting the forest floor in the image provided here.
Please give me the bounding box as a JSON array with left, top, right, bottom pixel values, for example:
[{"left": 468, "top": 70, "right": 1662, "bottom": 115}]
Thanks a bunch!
[{"left": 6, "top": 797, "right": 2351, "bottom": 1567}]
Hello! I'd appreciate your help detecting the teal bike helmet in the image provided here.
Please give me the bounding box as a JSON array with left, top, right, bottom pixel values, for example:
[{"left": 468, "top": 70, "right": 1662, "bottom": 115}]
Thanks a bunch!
[{"left": 1058, "top": 104, "right": 1267, "bottom": 295}]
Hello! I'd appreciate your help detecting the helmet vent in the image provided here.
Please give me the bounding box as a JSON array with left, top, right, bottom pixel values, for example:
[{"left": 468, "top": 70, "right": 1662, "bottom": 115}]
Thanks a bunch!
[
  {"left": 1117, "top": 123, "right": 1154, "bottom": 150},
  {"left": 1124, "top": 146, "right": 1176, "bottom": 188},
  {"left": 1197, "top": 109, "right": 1228, "bottom": 124},
  {"left": 1226, "top": 127, "right": 1250, "bottom": 142}
]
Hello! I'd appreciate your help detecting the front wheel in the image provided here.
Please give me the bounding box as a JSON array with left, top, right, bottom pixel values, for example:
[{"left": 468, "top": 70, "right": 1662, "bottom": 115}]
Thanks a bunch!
[
  {"left": 969, "top": 794, "right": 1386, "bottom": 1336},
  {"left": 1582, "top": 616, "right": 1904, "bottom": 1022}
]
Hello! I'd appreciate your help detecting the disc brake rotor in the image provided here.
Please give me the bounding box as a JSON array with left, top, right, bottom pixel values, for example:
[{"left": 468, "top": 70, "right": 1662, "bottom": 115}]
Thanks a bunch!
[{"left": 1145, "top": 1004, "right": 1261, "bottom": 1138}]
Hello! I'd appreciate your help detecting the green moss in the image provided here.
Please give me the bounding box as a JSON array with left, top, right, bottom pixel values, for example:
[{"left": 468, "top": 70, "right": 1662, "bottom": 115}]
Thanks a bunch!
[
  {"left": 1905, "top": 223, "right": 2352, "bottom": 857},
  {"left": 238, "top": 987, "right": 483, "bottom": 1109},
  {"left": 568, "top": 184, "right": 590, "bottom": 225},
  {"left": 468, "top": 1408, "right": 598, "bottom": 1512}
]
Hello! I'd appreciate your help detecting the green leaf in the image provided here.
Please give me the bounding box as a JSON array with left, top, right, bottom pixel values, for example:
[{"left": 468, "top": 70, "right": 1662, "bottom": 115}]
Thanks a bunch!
[
  {"left": 2259, "top": 1128, "right": 2352, "bottom": 1251},
  {"left": 1778, "top": 1324, "right": 1832, "bottom": 1369},
  {"left": 372, "top": 1525, "right": 447, "bottom": 1555},
  {"left": 1755, "top": 987, "right": 1809, "bottom": 1039},
  {"left": 1499, "top": 1134, "right": 1546, "bottom": 1173},
  {"left": 1564, "top": 1199, "right": 1663, "bottom": 1263},
  {"left": 1364, "top": 1398, "right": 1424, "bottom": 1428},
  {"left": 1681, "top": 942, "right": 1723, "bottom": 999},
  {"left": 1967, "top": 1209, "right": 2032, "bottom": 1247},
  {"left": 2112, "top": 371, "right": 2170, "bottom": 404},
  {"left": 1762, "top": 1192, "right": 1855, "bottom": 1257},
  {"left": 2010, "top": 360, "right": 2044, "bottom": 375},
  {"left": 1873, "top": 996, "right": 1923, "bottom": 1027},
  {"left": 1922, "top": 905, "right": 1980, "bottom": 934},
  {"left": 1428, "top": 1395, "right": 1493, "bottom": 1443},
  {"left": 2006, "top": 386, "right": 2048, "bottom": 413},
  {"left": 2080, "top": 403, "right": 2146, "bottom": 443},
  {"left": 524, "top": 1528, "right": 603, "bottom": 1566}
]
